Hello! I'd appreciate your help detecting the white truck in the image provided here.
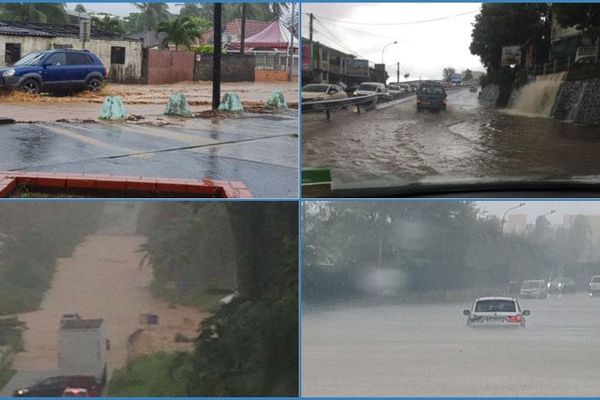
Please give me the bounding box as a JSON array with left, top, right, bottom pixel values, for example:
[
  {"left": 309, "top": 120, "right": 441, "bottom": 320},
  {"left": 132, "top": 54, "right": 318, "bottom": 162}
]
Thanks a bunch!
[{"left": 58, "top": 318, "right": 108, "bottom": 386}]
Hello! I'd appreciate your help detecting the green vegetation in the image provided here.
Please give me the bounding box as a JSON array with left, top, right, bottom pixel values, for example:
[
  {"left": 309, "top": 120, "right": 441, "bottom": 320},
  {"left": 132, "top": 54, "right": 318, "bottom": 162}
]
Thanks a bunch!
[
  {"left": 107, "top": 352, "right": 191, "bottom": 396},
  {"left": 470, "top": 4, "right": 600, "bottom": 91},
  {"left": 157, "top": 16, "right": 210, "bottom": 50},
  {"left": 0, "top": 203, "right": 104, "bottom": 315},
  {"left": 0, "top": 367, "right": 16, "bottom": 390},
  {"left": 304, "top": 202, "right": 595, "bottom": 303},
  {"left": 0, "top": 3, "right": 69, "bottom": 24},
  {"left": 110, "top": 203, "right": 298, "bottom": 397}
]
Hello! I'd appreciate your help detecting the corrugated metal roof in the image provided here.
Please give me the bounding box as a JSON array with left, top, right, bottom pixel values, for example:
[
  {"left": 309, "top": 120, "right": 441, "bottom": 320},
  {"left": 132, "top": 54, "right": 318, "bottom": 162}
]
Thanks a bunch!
[{"left": 0, "top": 20, "right": 135, "bottom": 41}]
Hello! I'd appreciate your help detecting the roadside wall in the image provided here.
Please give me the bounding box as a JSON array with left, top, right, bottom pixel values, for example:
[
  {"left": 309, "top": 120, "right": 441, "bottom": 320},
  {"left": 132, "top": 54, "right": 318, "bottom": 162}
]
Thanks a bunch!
[
  {"left": 194, "top": 54, "right": 255, "bottom": 82},
  {"left": 0, "top": 35, "right": 143, "bottom": 83},
  {"left": 553, "top": 79, "right": 600, "bottom": 125},
  {"left": 146, "top": 49, "right": 195, "bottom": 85},
  {"left": 479, "top": 83, "right": 501, "bottom": 104},
  {"left": 255, "top": 69, "right": 296, "bottom": 82}
]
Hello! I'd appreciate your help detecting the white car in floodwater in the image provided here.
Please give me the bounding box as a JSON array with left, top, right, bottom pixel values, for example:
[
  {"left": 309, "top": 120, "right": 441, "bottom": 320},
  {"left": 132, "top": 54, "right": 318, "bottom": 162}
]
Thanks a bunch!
[{"left": 463, "top": 297, "right": 530, "bottom": 327}]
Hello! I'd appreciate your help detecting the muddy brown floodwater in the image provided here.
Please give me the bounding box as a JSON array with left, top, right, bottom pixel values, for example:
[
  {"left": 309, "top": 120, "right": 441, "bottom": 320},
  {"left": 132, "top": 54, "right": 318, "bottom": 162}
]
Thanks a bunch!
[
  {"left": 13, "top": 234, "right": 208, "bottom": 374},
  {"left": 0, "top": 81, "right": 298, "bottom": 122},
  {"left": 303, "top": 88, "right": 600, "bottom": 187}
]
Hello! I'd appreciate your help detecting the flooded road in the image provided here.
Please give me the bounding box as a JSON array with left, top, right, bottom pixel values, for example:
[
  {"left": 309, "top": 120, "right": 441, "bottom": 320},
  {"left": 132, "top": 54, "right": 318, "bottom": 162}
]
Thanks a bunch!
[
  {"left": 302, "top": 293, "right": 600, "bottom": 396},
  {"left": 1, "top": 204, "right": 208, "bottom": 395},
  {"left": 303, "top": 88, "right": 600, "bottom": 186}
]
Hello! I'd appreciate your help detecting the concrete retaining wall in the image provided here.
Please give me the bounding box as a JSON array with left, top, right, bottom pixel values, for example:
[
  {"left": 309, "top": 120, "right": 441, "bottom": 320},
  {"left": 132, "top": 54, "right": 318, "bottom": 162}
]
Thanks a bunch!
[{"left": 554, "top": 78, "right": 600, "bottom": 125}]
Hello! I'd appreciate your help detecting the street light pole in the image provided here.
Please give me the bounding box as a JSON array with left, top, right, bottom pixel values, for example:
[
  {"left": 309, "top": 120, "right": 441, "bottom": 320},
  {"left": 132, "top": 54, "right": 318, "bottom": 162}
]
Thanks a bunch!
[
  {"left": 381, "top": 40, "right": 397, "bottom": 64},
  {"left": 501, "top": 202, "right": 526, "bottom": 233}
]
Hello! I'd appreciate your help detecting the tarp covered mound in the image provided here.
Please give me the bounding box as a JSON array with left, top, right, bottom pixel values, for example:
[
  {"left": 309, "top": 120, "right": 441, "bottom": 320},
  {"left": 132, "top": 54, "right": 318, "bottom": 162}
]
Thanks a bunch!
[{"left": 230, "top": 19, "right": 298, "bottom": 51}]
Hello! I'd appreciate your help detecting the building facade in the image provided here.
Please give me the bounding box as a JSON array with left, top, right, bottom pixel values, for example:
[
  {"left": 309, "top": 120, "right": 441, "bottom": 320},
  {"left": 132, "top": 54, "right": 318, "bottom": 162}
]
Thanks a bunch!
[{"left": 0, "top": 21, "right": 143, "bottom": 83}]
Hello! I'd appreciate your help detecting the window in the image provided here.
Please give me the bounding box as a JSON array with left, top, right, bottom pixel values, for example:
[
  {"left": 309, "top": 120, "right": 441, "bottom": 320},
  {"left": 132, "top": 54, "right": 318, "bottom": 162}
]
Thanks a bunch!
[
  {"left": 66, "top": 52, "right": 93, "bottom": 65},
  {"left": 5, "top": 43, "right": 21, "bottom": 65},
  {"left": 110, "top": 46, "right": 125, "bottom": 65},
  {"left": 45, "top": 52, "right": 66, "bottom": 66}
]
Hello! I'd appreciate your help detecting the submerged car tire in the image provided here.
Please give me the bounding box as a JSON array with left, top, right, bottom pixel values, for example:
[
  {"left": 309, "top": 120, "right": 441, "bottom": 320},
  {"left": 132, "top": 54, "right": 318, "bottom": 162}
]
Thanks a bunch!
[
  {"left": 87, "top": 77, "right": 103, "bottom": 93},
  {"left": 19, "top": 78, "right": 41, "bottom": 95}
]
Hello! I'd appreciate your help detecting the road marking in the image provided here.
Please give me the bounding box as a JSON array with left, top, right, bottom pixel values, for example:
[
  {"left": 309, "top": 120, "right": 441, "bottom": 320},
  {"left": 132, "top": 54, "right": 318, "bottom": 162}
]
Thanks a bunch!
[{"left": 43, "top": 124, "right": 150, "bottom": 159}]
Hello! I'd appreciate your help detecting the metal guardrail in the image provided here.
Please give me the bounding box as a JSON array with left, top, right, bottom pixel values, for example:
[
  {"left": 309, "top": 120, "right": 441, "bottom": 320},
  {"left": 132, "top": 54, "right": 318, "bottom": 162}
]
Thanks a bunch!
[{"left": 302, "top": 92, "right": 414, "bottom": 119}]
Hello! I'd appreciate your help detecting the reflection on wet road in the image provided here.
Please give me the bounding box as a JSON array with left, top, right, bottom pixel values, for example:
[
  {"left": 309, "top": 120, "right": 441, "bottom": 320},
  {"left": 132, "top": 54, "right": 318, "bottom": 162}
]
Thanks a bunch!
[
  {"left": 0, "top": 113, "right": 298, "bottom": 198},
  {"left": 303, "top": 293, "right": 600, "bottom": 396},
  {"left": 303, "top": 88, "right": 600, "bottom": 186}
]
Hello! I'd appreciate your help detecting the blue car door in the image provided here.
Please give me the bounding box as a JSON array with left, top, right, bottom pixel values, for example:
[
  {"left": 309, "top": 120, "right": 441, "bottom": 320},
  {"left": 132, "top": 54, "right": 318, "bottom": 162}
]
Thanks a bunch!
[
  {"left": 40, "top": 52, "right": 66, "bottom": 90},
  {"left": 65, "top": 52, "right": 93, "bottom": 88}
]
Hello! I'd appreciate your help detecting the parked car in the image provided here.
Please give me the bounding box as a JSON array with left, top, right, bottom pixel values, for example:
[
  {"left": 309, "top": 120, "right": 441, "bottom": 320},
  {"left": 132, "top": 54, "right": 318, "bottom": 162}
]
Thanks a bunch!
[
  {"left": 353, "top": 82, "right": 387, "bottom": 97},
  {"left": 416, "top": 81, "right": 447, "bottom": 112},
  {"left": 302, "top": 84, "right": 347, "bottom": 102},
  {"left": 0, "top": 49, "right": 106, "bottom": 95},
  {"left": 520, "top": 279, "right": 548, "bottom": 299},
  {"left": 463, "top": 297, "right": 530, "bottom": 327},
  {"left": 590, "top": 275, "right": 600, "bottom": 296},
  {"left": 549, "top": 277, "right": 576, "bottom": 294},
  {"left": 13, "top": 375, "right": 102, "bottom": 397}
]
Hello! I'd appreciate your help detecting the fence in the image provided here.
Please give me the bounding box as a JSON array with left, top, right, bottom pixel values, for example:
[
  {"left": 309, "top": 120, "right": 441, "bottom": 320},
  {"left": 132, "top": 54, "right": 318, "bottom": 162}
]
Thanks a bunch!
[{"left": 254, "top": 53, "right": 298, "bottom": 76}]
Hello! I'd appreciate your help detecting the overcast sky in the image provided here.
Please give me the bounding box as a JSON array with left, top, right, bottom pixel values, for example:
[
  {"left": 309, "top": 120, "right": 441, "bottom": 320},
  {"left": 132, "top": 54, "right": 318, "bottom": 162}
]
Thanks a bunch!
[
  {"left": 301, "top": 2, "right": 484, "bottom": 81},
  {"left": 475, "top": 201, "right": 600, "bottom": 224}
]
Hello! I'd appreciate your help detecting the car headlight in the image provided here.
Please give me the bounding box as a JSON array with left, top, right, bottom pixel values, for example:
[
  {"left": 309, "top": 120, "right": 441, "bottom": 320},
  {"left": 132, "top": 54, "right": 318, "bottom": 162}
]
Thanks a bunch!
[
  {"left": 2, "top": 69, "right": 15, "bottom": 78},
  {"left": 16, "top": 389, "right": 29, "bottom": 395}
]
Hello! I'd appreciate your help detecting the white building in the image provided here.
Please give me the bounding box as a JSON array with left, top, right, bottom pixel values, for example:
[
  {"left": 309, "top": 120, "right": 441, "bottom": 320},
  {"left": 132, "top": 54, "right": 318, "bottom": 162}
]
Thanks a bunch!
[{"left": 0, "top": 21, "right": 143, "bottom": 82}]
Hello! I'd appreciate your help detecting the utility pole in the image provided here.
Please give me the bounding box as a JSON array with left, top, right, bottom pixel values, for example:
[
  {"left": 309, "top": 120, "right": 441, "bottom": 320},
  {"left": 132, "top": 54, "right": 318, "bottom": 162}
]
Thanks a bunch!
[
  {"left": 212, "top": 3, "right": 222, "bottom": 110},
  {"left": 397, "top": 62, "right": 400, "bottom": 84},
  {"left": 240, "top": 4, "right": 247, "bottom": 55},
  {"left": 309, "top": 13, "right": 314, "bottom": 69},
  {"left": 288, "top": 2, "right": 295, "bottom": 81}
]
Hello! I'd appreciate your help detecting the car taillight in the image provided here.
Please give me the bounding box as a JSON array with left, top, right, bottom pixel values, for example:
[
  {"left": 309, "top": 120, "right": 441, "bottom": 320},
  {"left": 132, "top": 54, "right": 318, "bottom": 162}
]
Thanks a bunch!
[{"left": 506, "top": 315, "right": 522, "bottom": 323}]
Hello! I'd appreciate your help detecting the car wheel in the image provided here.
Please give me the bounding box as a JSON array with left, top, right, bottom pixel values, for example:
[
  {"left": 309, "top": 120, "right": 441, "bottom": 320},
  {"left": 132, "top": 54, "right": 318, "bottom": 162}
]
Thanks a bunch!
[
  {"left": 19, "top": 78, "right": 40, "bottom": 95},
  {"left": 87, "top": 77, "right": 103, "bottom": 93}
]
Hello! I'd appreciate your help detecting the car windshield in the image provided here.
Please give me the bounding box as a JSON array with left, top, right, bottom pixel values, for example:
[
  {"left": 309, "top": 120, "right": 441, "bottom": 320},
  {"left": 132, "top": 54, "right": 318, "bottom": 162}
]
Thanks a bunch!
[
  {"left": 301, "top": 3, "right": 600, "bottom": 195},
  {"left": 593, "top": 277, "right": 600, "bottom": 283},
  {"left": 474, "top": 299, "right": 516, "bottom": 313},
  {"left": 14, "top": 52, "right": 46, "bottom": 66},
  {"left": 522, "top": 281, "right": 542, "bottom": 289},
  {"left": 40, "top": 377, "right": 66, "bottom": 385},
  {"left": 304, "top": 85, "right": 329, "bottom": 93},
  {"left": 357, "top": 84, "right": 378, "bottom": 91}
]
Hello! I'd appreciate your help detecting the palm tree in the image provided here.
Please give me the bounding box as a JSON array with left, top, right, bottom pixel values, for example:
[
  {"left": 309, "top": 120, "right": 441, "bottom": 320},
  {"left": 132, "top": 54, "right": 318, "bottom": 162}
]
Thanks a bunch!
[
  {"left": 133, "top": 2, "right": 171, "bottom": 32},
  {"left": 0, "top": 3, "right": 70, "bottom": 24},
  {"left": 157, "top": 16, "right": 203, "bottom": 50}
]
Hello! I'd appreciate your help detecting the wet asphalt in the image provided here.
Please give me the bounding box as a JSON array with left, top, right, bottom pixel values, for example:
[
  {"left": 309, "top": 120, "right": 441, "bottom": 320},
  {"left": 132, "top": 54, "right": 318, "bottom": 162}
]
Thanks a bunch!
[{"left": 0, "top": 113, "right": 298, "bottom": 198}]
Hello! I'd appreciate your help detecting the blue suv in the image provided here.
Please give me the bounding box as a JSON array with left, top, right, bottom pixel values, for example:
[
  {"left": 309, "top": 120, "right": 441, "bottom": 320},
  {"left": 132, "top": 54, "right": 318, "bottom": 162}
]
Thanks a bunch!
[{"left": 0, "top": 49, "right": 107, "bottom": 95}]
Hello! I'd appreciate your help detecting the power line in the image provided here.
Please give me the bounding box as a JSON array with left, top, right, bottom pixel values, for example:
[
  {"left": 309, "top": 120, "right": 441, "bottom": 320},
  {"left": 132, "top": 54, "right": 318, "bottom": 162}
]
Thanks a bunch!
[
  {"left": 314, "top": 18, "right": 363, "bottom": 58},
  {"left": 313, "top": 9, "right": 479, "bottom": 27},
  {"left": 325, "top": 20, "right": 402, "bottom": 41}
]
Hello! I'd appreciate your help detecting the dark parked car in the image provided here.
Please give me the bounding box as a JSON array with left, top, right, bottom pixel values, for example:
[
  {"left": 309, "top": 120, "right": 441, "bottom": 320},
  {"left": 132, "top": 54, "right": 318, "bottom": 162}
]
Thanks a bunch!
[
  {"left": 13, "top": 375, "right": 102, "bottom": 397},
  {"left": 0, "top": 49, "right": 106, "bottom": 95},
  {"left": 416, "top": 81, "right": 447, "bottom": 112}
]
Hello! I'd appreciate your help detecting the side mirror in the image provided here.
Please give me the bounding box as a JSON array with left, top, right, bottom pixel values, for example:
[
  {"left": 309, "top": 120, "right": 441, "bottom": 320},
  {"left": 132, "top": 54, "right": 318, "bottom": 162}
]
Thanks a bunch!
[
  {"left": 522, "top": 310, "right": 531, "bottom": 316},
  {"left": 463, "top": 309, "right": 470, "bottom": 316},
  {"left": 42, "top": 62, "right": 53, "bottom": 68}
]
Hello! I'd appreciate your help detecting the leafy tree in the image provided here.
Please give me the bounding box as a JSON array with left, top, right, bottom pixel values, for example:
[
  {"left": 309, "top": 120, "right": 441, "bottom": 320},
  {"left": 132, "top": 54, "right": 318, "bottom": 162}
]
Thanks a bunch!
[
  {"left": 133, "top": 2, "right": 171, "bottom": 32},
  {"left": 178, "top": 3, "right": 204, "bottom": 19},
  {"left": 462, "top": 68, "right": 473, "bottom": 81},
  {"left": 73, "top": 4, "right": 86, "bottom": 13},
  {"left": 443, "top": 67, "right": 456, "bottom": 81},
  {"left": 0, "top": 3, "right": 70, "bottom": 24},
  {"left": 553, "top": 4, "right": 600, "bottom": 44},
  {"left": 92, "top": 15, "right": 125, "bottom": 35}
]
